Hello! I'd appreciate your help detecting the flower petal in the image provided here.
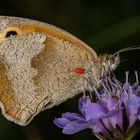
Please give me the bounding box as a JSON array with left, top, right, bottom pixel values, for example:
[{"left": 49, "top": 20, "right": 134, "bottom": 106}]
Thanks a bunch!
[
  {"left": 54, "top": 118, "right": 70, "bottom": 128},
  {"left": 85, "top": 102, "right": 107, "bottom": 121},
  {"left": 78, "top": 96, "right": 91, "bottom": 114},
  {"left": 63, "top": 120, "right": 88, "bottom": 134},
  {"left": 89, "top": 120, "right": 111, "bottom": 137},
  {"left": 126, "top": 94, "right": 140, "bottom": 127},
  {"left": 62, "top": 112, "right": 84, "bottom": 120}
]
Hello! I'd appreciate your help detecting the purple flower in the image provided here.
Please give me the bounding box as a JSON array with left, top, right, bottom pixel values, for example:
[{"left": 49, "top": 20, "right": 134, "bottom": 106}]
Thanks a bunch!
[{"left": 54, "top": 71, "right": 140, "bottom": 140}]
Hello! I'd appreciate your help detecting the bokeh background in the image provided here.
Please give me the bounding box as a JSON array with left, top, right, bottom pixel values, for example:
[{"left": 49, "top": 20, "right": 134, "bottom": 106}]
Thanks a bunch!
[{"left": 0, "top": 0, "right": 140, "bottom": 140}]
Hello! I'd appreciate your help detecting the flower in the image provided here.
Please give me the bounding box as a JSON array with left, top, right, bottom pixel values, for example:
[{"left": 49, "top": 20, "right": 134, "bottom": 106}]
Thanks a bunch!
[{"left": 54, "top": 71, "right": 140, "bottom": 140}]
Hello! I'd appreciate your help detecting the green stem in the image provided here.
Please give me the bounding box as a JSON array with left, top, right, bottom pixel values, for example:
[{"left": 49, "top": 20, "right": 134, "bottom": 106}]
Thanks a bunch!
[
  {"left": 95, "top": 126, "right": 138, "bottom": 140},
  {"left": 123, "top": 126, "right": 138, "bottom": 140}
]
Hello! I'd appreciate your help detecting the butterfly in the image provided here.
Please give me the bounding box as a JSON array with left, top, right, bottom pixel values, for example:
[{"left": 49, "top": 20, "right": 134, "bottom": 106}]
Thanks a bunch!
[{"left": 0, "top": 16, "right": 121, "bottom": 126}]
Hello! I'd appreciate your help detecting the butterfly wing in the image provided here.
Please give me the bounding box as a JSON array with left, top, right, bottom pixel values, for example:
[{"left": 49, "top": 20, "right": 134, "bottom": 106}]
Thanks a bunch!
[
  {"left": 0, "top": 16, "right": 100, "bottom": 126},
  {"left": 0, "top": 32, "right": 46, "bottom": 125}
]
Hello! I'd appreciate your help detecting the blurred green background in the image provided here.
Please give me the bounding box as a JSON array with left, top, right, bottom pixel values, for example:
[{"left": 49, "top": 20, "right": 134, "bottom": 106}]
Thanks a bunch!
[{"left": 0, "top": 0, "right": 140, "bottom": 140}]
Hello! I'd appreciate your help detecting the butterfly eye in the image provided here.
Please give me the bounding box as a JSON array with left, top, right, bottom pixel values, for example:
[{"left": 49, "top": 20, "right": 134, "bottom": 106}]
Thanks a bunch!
[
  {"left": 107, "top": 54, "right": 120, "bottom": 71},
  {"left": 108, "top": 57, "right": 115, "bottom": 66},
  {"left": 5, "top": 31, "right": 18, "bottom": 38}
]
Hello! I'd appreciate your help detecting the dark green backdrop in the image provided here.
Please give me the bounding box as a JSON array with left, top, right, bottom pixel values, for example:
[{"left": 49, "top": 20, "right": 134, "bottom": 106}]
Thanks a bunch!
[{"left": 0, "top": 0, "right": 140, "bottom": 140}]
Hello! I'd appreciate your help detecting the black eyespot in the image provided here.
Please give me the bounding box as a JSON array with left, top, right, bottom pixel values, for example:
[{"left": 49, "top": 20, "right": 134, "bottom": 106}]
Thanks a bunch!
[{"left": 5, "top": 31, "right": 18, "bottom": 38}]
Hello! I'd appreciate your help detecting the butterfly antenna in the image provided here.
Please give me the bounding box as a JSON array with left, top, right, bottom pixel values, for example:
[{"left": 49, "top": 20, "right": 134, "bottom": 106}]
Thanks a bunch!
[
  {"left": 119, "top": 58, "right": 129, "bottom": 64},
  {"left": 113, "top": 44, "right": 140, "bottom": 56}
]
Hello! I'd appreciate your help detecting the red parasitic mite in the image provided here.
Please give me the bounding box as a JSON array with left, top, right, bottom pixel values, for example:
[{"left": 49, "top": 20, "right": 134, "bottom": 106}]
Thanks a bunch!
[{"left": 74, "top": 67, "right": 86, "bottom": 74}]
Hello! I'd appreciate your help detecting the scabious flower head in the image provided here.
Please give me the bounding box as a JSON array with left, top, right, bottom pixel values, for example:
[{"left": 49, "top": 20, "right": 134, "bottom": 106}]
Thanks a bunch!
[{"left": 54, "top": 71, "right": 140, "bottom": 140}]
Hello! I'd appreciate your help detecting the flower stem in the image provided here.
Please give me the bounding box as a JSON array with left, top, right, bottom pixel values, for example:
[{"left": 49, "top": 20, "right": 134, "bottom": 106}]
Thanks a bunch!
[{"left": 122, "top": 126, "right": 139, "bottom": 140}]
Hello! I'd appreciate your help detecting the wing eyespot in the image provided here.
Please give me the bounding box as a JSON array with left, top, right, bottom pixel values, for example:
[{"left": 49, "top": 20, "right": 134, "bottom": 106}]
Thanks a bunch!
[{"left": 5, "top": 31, "right": 18, "bottom": 38}]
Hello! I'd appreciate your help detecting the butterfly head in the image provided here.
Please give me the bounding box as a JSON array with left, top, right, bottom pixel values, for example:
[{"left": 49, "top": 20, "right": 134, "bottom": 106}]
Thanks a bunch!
[
  {"left": 107, "top": 54, "right": 120, "bottom": 71},
  {"left": 99, "top": 54, "right": 120, "bottom": 75}
]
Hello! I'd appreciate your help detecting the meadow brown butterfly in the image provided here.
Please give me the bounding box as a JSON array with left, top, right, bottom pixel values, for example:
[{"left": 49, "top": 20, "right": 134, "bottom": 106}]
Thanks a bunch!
[{"left": 0, "top": 16, "right": 120, "bottom": 126}]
